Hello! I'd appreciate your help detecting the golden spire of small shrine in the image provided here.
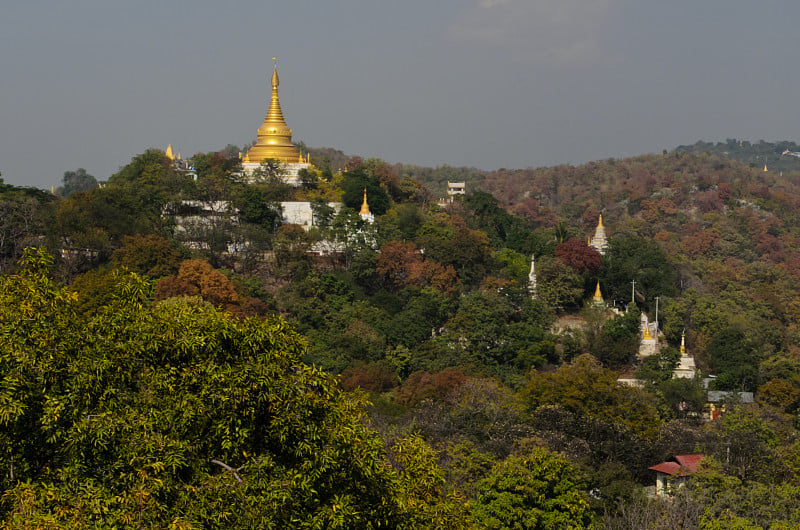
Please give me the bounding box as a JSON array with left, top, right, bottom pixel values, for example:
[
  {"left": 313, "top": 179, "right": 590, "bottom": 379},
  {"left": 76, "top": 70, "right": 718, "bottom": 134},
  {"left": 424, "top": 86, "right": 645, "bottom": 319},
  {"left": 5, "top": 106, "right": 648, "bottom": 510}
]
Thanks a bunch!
[
  {"left": 165, "top": 144, "right": 175, "bottom": 161},
  {"left": 680, "top": 330, "right": 686, "bottom": 354},
  {"left": 593, "top": 280, "right": 604, "bottom": 303},
  {"left": 643, "top": 323, "right": 653, "bottom": 340},
  {"left": 360, "top": 188, "right": 371, "bottom": 215},
  {"left": 597, "top": 213, "right": 604, "bottom": 229}
]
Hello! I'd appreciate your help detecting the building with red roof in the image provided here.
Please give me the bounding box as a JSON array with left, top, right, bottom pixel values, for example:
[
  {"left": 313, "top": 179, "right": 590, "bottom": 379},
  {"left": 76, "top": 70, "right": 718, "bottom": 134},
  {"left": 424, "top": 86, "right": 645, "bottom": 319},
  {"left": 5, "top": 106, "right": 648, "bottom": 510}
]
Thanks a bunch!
[{"left": 649, "top": 454, "right": 704, "bottom": 496}]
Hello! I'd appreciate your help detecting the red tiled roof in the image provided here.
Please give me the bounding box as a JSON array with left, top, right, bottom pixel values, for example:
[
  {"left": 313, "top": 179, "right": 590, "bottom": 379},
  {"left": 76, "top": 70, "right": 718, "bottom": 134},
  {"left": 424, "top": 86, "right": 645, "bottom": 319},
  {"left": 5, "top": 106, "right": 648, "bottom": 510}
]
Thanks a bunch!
[{"left": 649, "top": 454, "right": 704, "bottom": 477}]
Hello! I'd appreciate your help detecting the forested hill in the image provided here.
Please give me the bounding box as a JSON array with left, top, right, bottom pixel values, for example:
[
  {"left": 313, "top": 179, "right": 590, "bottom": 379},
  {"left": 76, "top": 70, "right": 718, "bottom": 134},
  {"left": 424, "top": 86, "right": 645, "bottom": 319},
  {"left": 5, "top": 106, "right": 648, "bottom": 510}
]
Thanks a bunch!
[
  {"left": 482, "top": 149, "right": 800, "bottom": 237},
  {"left": 676, "top": 138, "right": 800, "bottom": 173},
  {"left": 478, "top": 149, "right": 800, "bottom": 374},
  {"left": 8, "top": 145, "right": 800, "bottom": 526}
]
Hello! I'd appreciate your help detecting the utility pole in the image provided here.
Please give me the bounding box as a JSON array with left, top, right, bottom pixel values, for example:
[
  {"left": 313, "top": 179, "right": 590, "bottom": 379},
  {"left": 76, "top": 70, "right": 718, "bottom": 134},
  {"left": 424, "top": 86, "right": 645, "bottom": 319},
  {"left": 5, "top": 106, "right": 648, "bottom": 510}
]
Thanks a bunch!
[
  {"left": 631, "top": 280, "right": 636, "bottom": 304},
  {"left": 655, "top": 296, "right": 660, "bottom": 336}
]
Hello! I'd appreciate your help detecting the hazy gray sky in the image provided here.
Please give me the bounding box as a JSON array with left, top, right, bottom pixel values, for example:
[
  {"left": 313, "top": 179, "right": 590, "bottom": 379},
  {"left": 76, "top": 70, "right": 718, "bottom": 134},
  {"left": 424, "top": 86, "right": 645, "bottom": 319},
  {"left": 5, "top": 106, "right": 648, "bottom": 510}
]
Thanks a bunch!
[{"left": 2, "top": 0, "right": 798, "bottom": 189}]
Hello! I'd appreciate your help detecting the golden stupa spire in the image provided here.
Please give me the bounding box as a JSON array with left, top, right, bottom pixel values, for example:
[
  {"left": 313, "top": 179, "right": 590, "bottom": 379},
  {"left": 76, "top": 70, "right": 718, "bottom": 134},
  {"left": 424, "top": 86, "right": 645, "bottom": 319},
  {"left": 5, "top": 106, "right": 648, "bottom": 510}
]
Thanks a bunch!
[
  {"left": 643, "top": 322, "right": 653, "bottom": 340},
  {"left": 680, "top": 330, "right": 686, "bottom": 354},
  {"left": 593, "top": 280, "right": 604, "bottom": 304},
  {"left": 177, "top": 151, "right": 182, "bottom": 160},
  {"left": 245, "top": 58, "right": 303, "bottom": 165},
  {"left": 597, "top": 213, "right": 604, "bottom": 229},
  {"left": 165, "top": 144, "right": 175, "bottom": 161},
  {"left": 360, "top": 188, "right": 371, "bottom": 215},
  {"left": 266, "top": 59, "right": 287, "bottom": 125}
]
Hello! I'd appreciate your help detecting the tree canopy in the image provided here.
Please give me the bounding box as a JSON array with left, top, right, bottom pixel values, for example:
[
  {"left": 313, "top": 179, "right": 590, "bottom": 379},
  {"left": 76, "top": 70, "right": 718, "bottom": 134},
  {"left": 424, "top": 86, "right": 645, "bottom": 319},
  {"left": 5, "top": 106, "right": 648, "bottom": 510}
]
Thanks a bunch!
[{"left": 0, "top": 249, "right": 467, "bottom": 528}]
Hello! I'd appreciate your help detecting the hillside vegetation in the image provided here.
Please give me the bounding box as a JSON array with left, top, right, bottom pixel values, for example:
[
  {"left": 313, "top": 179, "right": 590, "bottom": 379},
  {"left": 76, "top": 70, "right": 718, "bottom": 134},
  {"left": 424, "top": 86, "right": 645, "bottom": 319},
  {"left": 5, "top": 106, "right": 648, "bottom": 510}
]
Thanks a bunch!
[{"left": 3, "top": 143, "right": 800, "bottom": 527}]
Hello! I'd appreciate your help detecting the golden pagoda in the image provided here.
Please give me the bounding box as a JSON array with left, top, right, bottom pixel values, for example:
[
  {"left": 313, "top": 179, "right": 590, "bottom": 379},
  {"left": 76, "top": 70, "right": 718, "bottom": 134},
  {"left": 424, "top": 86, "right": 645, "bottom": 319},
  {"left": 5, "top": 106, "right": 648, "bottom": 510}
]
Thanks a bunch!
[
  {"left": 245, "top": 61, "right": 303, "bottom": 165},
  {"left": 592, "top": 280, "right": 604, "bottom": 305},
  {"left": 165, "top": 144, "right": 175, "bottom": 161},
  {"left": 359, "top": 188, "right": 375, "bottom": 223},
  {"left": 359, "top": 188, "right": 371, "bottom": 216}
]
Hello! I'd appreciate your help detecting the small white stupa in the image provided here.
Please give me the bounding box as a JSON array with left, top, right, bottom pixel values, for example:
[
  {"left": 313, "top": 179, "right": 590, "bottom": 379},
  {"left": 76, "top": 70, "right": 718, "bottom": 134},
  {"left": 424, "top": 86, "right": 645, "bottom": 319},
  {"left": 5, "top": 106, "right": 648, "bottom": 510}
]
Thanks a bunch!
[{"left": 673, "top": 330, "right": 696, "bottom": 379}]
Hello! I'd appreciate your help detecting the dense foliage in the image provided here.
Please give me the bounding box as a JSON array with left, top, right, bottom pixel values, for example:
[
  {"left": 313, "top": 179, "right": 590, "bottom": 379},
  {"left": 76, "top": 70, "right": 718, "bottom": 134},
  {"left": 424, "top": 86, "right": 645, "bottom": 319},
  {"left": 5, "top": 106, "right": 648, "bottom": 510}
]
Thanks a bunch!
[
  {"left": 5, "top": 141, "right": 800, "bottom": 526},
  {"left": 0, "top": 249, "right": 468, "bottom": 527}
]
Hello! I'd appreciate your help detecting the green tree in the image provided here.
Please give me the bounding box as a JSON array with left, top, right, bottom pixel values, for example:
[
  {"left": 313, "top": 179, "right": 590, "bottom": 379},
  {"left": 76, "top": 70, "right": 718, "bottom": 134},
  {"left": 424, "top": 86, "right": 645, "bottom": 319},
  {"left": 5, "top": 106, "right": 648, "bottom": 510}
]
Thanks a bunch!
[
  {"left": 0, "top": 189, "right": 54, "bottom": 270},
  {"left": 111, "top": 234, "right": 185, "bottom": 278},
  {"left": 523, "top": 354, "right": 661, "bottom": 440},
  {"left": 636, "top": 347, "right": 681, "bottom": 386},
  {"left": 236, "top": 185, "right": 283, "bottom": 229},
  {"left": 471, "top": 448, "right": 592, "bottom": 529},
  {"left": 535, "top": 256, "right": 584, "bottom": 310},
  {"left": 601, "top": 233, "right": 677, "bottom": 308},
  {"left": 707, "top": 407, "right": 778, "bottom": 482},
  {"left": 56, "top": 168, "right": 98, "bottom": 197},
  {"left": 341, "top": 169, "right": 390, "bottom": 216},
  {"left": 707, "top": 326, "right": 761, "bottom": 391},
  {"left": 0, "top": 248, "right": 468, "bottom": 527},
  {"left": 416, "top": 213, "right": 492, "bottom": 285},
  {"left": 657, "top": 377, "right": 707, "bottom": 419},
  {"left": 590, "top": 309, "right": 641, "bottom": 368},
  {"left": 251, "top": 158, "right": 288, "bottom": 183}
]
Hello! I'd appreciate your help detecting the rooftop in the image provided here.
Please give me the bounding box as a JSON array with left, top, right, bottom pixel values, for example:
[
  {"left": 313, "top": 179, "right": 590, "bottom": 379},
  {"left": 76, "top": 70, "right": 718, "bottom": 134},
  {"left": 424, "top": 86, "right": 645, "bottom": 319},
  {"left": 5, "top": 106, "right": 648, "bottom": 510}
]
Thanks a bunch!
[{"left": 649, "top": 454, "right": 704, "bottom": 477}]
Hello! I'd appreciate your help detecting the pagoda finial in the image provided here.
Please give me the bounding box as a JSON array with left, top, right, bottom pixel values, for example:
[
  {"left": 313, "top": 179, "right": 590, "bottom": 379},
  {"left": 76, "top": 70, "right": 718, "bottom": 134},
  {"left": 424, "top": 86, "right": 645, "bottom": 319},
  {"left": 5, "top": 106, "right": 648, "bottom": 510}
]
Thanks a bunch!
[
  {"left": 598, "top": 213, "right": 604, "bottom": 229},
  {"left": 643, "top": 322, "right": 653, "bottom": 340},
  {"left": 680, "top": 329, "right": 686, "bottom": 354},
  {"left": 165, "top": 144, "right": 175, "bottom": 161},
  {"left": 271, "top": 57, "right": 279, "bottom": 88},
  {"left": 360, "top": 188, "right": 371, "bottom": 215}
]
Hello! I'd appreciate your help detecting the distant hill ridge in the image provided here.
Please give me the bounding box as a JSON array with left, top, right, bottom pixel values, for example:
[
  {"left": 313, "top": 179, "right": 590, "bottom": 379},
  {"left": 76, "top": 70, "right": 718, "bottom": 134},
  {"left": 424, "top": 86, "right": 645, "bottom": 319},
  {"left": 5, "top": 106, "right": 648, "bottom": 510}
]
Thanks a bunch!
[{"left": 676, "top": 138, "right": 800, "bottom": 173}]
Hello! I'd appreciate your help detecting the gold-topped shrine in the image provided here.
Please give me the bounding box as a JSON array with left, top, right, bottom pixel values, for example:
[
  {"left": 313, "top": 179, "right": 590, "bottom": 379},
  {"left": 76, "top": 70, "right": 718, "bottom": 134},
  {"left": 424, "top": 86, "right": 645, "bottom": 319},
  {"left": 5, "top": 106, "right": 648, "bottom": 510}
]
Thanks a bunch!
[
  {"left": 589, "top": 214, "right": 608, "bottom": 255},
  {"left": 246, "top": 64, "right": 303, "bottom": 164}
]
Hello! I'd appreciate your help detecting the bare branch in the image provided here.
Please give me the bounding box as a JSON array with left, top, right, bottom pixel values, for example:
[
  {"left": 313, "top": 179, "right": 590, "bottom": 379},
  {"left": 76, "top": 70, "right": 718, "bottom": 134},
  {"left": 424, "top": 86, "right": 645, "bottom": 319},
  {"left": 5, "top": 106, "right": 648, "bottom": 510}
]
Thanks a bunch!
[{"left": 211, "top": 459, "right": 243, "bottom": 483}]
